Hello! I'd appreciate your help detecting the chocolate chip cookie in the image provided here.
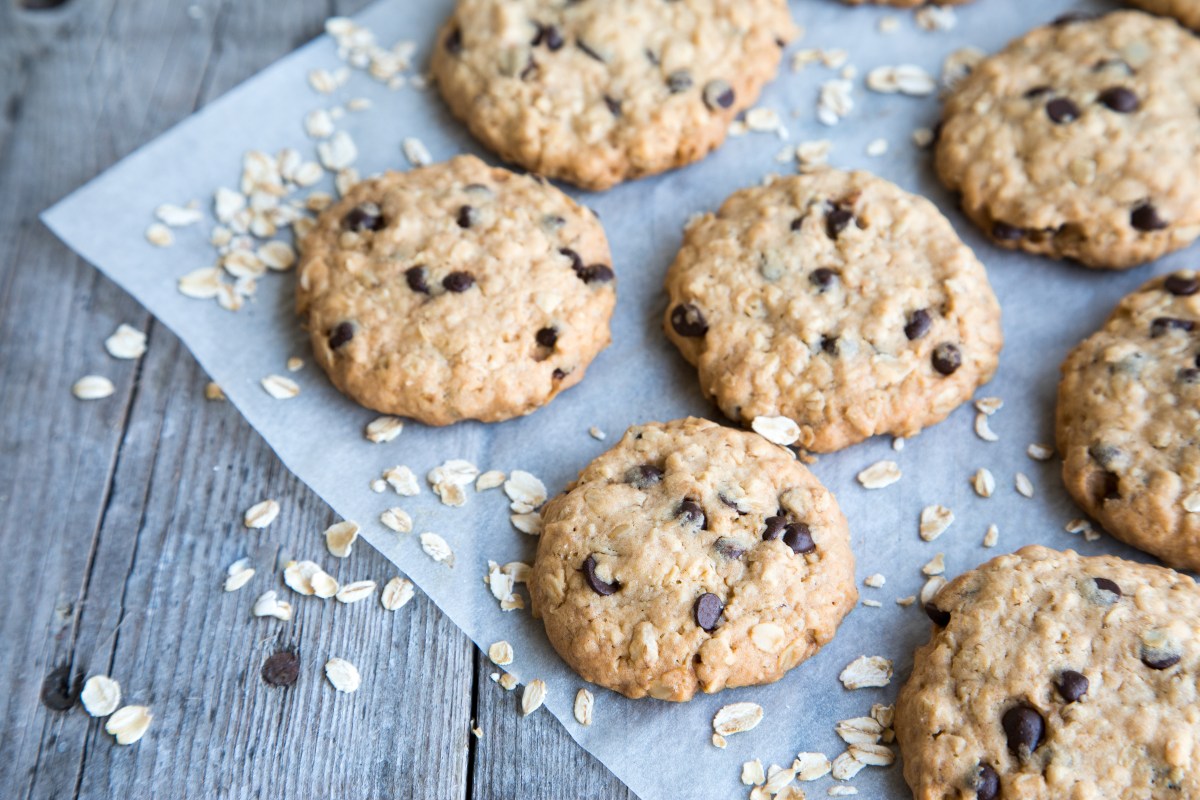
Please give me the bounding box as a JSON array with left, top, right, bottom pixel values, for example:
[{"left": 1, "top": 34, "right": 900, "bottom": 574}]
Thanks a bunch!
[
  {"left": 896, "top": 546, "right": 1200, "bottom": 800},
  {"left": 662, "top": 169, "right": 1002, "bottom": 453},
  {"left": 529, "top": 417, "right": 857, "bottom": 701},
  {"left": 1128, "top": 0, "right": 1200, "bottom": 30},
  {"left": 429, "top": 0, "right": 797, "bottom": 191},
  {"left": 936, "top": 10, "right": 1200, "bottom": 270},
  {"left": 1057, "top": 271, "right": 1200, "bottom": 572},
  {"left": 296, "top": 155, "right": 615, "bottom": 425}
]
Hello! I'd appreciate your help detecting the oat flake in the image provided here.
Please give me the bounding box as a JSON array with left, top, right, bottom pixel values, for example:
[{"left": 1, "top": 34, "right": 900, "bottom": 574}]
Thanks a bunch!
[
  {"left": 751, "top": 415, "right": 801, "bottom": 446},
  {"left": 384, "top": 465, "right": 420, "bottom": 496},
  {"left": 310, "top": 570, "right": 339, "bottom": 599},
  {"left": 831, "top": 750, "right": 866, "bottom": 781},
  {"left": 106, "top": 705, "right": 152, "bottom": 745},
  {"left": 104, "top": 324, "right": 147, "bottom": 360},
  {"left": 921, "top": 575, "right": 948, "bottom": 606},
  {"left": 794, "top": 752, "right": 831, "bottom": 781},
  {"left": 573, "top": 688, "right": 594, "bottom": 726},
  {"left": 420, "top": 532, "right": 454, "bottom": 566},
  {"left": 919, "top": 505, "right": 954, "bottom": 541},
  {"left": 504, "top": 470, "right": 547, "bottom": 512},
  {"left": 381, "top": 577, "right": 415, "bottom": 610},
  {"left": 243, "top": 499, "right": 280, "bottom": 529},
  {"left": 380, "top": 507, "right": 412, "bottom": 534},
  {"left": 510, "top": 512, "right": 542, "bottom": 536},
  {"left": 402, "top": 136, "right": 432, "bottom": 167},
  {"left": 836, "top": 716, "right": 883, "bottom": 744},
  {"left": 178, "top": 267, "right": 223, "bottom": 299},
  {"left": 983, "top": 523, "right": 1000, "bottom": 547},
  {"left": 476, "top": 470, "right": 506, "bottom": 491},
  {"left": 261, "top": 374, "right": 300, "bottom": 399},
  {"left": 864, "top": 573, "right": 885, "bottom": 588},
  {"left": 325, "top": 520, "right": 360, "bottom": 558},
  {"left": 145, "top": 223, "right": 174, "bottom": 247},
  {"left": 72, "top": 375, "right": 115, "bottom": 400},
  {"left": 365, "top": 416, "right": 404, "bottom": 443},
  {"left": 1015, "top": 472, "right": 1034, "bottom": 498},
  {"left": 521, "top": 679, "right": 547, "bottom": 716},
  {"left": 81, "top": 675, "right": 121, "bottom": 717},
  {"left": 1027, "top": 443, "right": 1054, "bottom": 461},
  {"left": 224, "top": 562, "right": 256, "bottom": 592},
  {"left": 839, "top": 656, "right": 893, "bottom": 689},
  {"left": 742, "top": 759, "right": 766, "bottom": 786},
  {"left": 922, "top": 553, "right": 946, "bottom": 576},
  {"left": 974, "top": 412, "right": 999, "bottom": 442},
  {"left": 713, "top": 702, "right": 764, "bottom": 736},
  {"left": 975, "top": 397, "right": 1003, "bottom": 415},
  {"left": 251, "top": 590, "right": 292, "bottom": 621},
  {"left": 972, "top": 468, "right": 995, "bottom": 498},
  {"left": 856, "top": 460, "right": 901, "bottom": 489},
  {"left": 488, "top": 641, "right": 514, "bottom": 666},
  {"left": 335, "top": 580, "right": 376, "bottom": 604},
  {"left": 325, "top": 657, "right": 361, "bottom": 693}
]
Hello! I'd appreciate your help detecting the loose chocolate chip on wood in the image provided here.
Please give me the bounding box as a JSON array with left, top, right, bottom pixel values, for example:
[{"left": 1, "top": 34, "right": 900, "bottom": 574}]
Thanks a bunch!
[
  {"left": 1150, "top": 317, "right": 1194, "bottom": 338},
  {"left": 583, "top": 555, "right": 619, "bottom": 596},
  {"left": 604, "top": 95, "right": 622, "bottom": 116},
  {"left": 924, "top": 601, "right": 950, "bottom": 627},
  {"left": 1046, "top": 97, "right": 1080, "bottom": 124},
  {"left": 1098, "top": 86, "right": 1138, "bottom": 113},
  {"left": 905, "top": 309, "right": 932, "bottom": 341},
  {"left": 456, "top": 205, "right": 477, "bottom": 228},
  {"left": 342, "top": 202, "right": 384, "bottom": 232},
  {"left": 783, "top": 522, "right": 815, "bottom": 554},
  {"left": 825, "top": 206, "right": 854, "bottom": 239},
  {"left": 810, "top": 268, "right": 837, "bottom": 291},
  {"left": 1131, "top": 202, "right": 1168, "bottom": 231},
  {"left": 702, "top": 79, "right": 735, "bottom": 111},
  {"left": 972, "top": 764, "right": 1000, "bottom": 800},
  {"left": 625, "top": 464, "right": 663, "bottom": 489},
  {"left": 678, "top": 499, "right": 707, "bottom": 530},
  {"left": 1003, "top": 705, "right": 1045, "bottom": 756},
  {"left": 536, "top": 327, "right": 558, "bottom": 348},
  {"left": 714, "top": 538, "right": 745, "bottom": 560},
  {"left": 443, "top": 271, "right": 475, "bottom": 293},
  {"left": 328, "top": 321, "right": 355, "bottom": 350},
  {"left": 40, "top": 665, "right": 76, "bottom": 711},
  {"left": 667, "top": 70, "right": 693, "bottom": 93},
  {"left": 1056, "top": 670, "right": 1088, "bottom": 702},
  {"left": 670, "top": 303, "right": 708, "bottom": 337},
  {"left": 694, "top": 592, "right": 724, "bottom": 631},
  {"left": 932, "top": 343, "right": 962, "bottom": 375},
  {"left": 262, "top": 651, "right": 301, "bottom": 687},
  {"left": 763, "top": 515, "right": 786, "bottom": 541},
  {"left": 992, "top": 221, "right": 1025, "bottom": 241},
  {"left": 1165, "top": 274, "right": 1199, "bottom": 296},
  {"left": 405, "top": 266, "right": 430, "bottom": 294}
]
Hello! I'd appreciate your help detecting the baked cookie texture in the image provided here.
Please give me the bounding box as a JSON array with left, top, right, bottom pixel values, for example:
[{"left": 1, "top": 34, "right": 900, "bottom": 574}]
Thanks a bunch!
[
  {"left": 1057, "top": 271, "right": 1200, "bottom": 572},
  {"left": 1128, "top": 0, "right": 1200, "bottom": 30},
  {"left": 896, "top": 546, "right": 1200, "bottom": 800},
  {"left": 529, "top": 417, "right": 857, "bottom": 701},
  {"left": 936, "top": 10, "right": 1200, "bottom": 270},
  {"left": 663, "top": 170, "right": 1002, "bottom": 453},
  {"left": 841, "top": 0, "right": 968, "bottom": 6},
  {"left": 296, "top": 155, "right": 615, "bottom": 425},
  {"left": 429, "top": 0, "right": 796, "bottom": 191}
]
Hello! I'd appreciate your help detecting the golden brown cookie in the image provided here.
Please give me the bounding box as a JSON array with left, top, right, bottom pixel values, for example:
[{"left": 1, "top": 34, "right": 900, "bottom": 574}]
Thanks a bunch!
[{"left": 1128, "top": 0, "right": 1200, "bottom": 30}]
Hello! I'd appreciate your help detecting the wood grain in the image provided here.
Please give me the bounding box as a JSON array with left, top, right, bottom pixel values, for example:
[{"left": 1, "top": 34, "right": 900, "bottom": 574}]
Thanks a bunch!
[{"left": 0, "top": 0, "right": 634, "bottom": 797}]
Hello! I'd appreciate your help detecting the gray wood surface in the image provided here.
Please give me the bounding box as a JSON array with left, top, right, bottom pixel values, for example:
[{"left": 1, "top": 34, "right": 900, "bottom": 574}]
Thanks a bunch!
[{"left": 0, "top": 1, "right": 636, "bottom": 797}]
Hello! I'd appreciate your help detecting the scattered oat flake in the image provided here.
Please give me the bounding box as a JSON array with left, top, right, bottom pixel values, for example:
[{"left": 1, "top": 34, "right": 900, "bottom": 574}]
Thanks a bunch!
[
  {"left": 831, "top": 750, "right": 866, "bottom": 781},
  {"left": 1027, "top": 443, "right": 1054, "bottom": 461},
  {"left": 862, "top": 599, "right": 883, "bottom": 608},
  {"left": 381, "top": 576, "right": 415, "bottom": 610},
  {"left": 972, "top": 468, "right": 995, "bottom": 498},
  {"left": 865, "top": 138, "right": 888, "bottom": 157},
  {"left": 336, "top": 580, "right": 376, "bottom": 604},
  {"left": 1065, "top": 518, "right": 1092, "bottom": 534},
  {"left": 864, "top": 573, "right": 885, "bottom": 588},
  {"left": 975, "top": 396, "right": 1003, "bottom": 415},
  {"left": 504, "top": 470, "right": 547, "bottom": 511},
  {"left": 325, "top": 520, "right": 360, "bottom": 558},
  {"left": 252, "top": 590, "right": 292, "bottom": 621},
  {"left": 1015, "top": 472, "right": 1034, "bottom": 498},
  {"left": 828, "top": 787, "right": 858, "bottom": 796},
  {"left": 384, "top": 465, "right": 420, "bottom": 496},
  {"left": 317, "top": 131, "right": 358, "bottom": 170},
  {"left": 403, "top": 136, "right": 432, "bottom": 167},
  {"left": 106, "top": 705, "right": 152, "bottom": 744},
  {"left": 974, "top": 412, "right": 998, "bottom": 442},
  {"left": 304, "top": 108, "right": 335, "bottom": 139},
  {"left": 312, "top": 570, "right": 339, "bottom": 599},
  {"left": 919, "top": 505, "right": 954, "bottom": 541},
  {"left": 487, "top": 564, "right": 515, "bottom": 603},
  {"left": 259, "top": 241, "right": 296, "bottom": 271},
  {"left": 878, "top": 15, "right": 899, "bottom": 33},
  {"left": 476, "top": 470, "right": 506, "bottom": 491},
  {"left": 917, "top": 4, "right": 957, "bottom": 31},
  {"left": 521, "top": 679, "right": 547, "bottom": 716},
  {"left": 380, "top": 507, "right": 413, "bottom": 534},
  {"left": 283, "top": 560, "right": 318, "bottom": 595},
  {"left": 178, "top": 267, "right": 222, "bottom": 299},
  {"left": 983, "top": 524, "right": 1000, "bottom": 547},
  {"left": 574, "top": 688, "right": 594, "bottom": 726},
  {"left": 796, "top": 139, "right": 832, "bottom": 172},
  {"left": 764, "top": 765, "right": 796, "bottom": 794},
  {"left": 750, "top": 415, "right": 801, "bottom": 446},
  {"left": 488, "top": 641, "right": 514, "bottom": 666},
  {"left": 866, "top": 65, "right": 936, "bottom": 96},
  {"left": 892, "top": 436, "right": 906, "bottom": 451},
  {"left": 204, "top": 381, "right": 225, "bottom": 401},
  {"left": 498, "top": 672, "right": 518, "bottom": 691},
  {"left": 588, "top": 426, "right": 606, "bottom": 440},
  {"left": 145, "top": 223, "right": 174, "bottom": 247},
  {"left": 325, "top": 657, "right": 361, "bottom": 693},
  {"left": 912, "top": 127, "right": 935, "bottom": 148},
  {"left": 921, "top": 575, "right": 948, "bottom": 606},
  {"left": 712, "top": 733, "right": 727, "bottom": 749},
  {"left": 857, "top": 460, "right": 901, "bottom": 489},
  {"left": 365, "top": 416, "right": 404, "bottom": 443},
  {"left": 510, "top": 512, "right": 542, "bottom": 536},
  {"left": 795, "top": 752, "right": 831, "bottom": 781},
  {"left": 839, "top": 656, "right": 893, "bottom": 690},
  {"left": 261, "top": 374, "right": 300, "bottom": 399},
  {"left": 836, "top": 716, "right": 884, "bottom": 745},
  {"left": 420, "top": 532, "right": 454, "bottom": 566},
  {"left": 1083, "top": 527, "right": 1101, "bottom": 542},
  {"left": 896, "top": 595, "right": 916, "bottom": 607},
  {"left": 922, "top": 553, "right": 946, "bottom": 576},
  {"left": 72, "top": 375, "right": 115, "bottom": 400},
  {"left": 244, "top": 499, "right": 280, "bottom": 529},
  {"left": 817, "top": 79, "right": 854, "bottom": 126},
  {"left": 308, "top": 68, "right": 340, "bottom": 94},
  {"left": 104, "top": 324, "right": 147, "bottom": 360},
  {"left": 713, "top": 702, "right": 763, "bottom": 736},
  {"left": 224, "top": 560, "right": 256, "bottom": 592},
  {"left": 850, "top": 742, "right": 895, "bottom": 767},
  {"left": 81, "top": 675, "right": 121, "bottom": 717},
  {"left": 155, "top": 202, "right": 203, "bottom": 227}
]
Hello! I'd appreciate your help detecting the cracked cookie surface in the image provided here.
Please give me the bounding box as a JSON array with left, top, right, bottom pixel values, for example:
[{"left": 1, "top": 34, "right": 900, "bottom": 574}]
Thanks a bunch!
[
  {"left": 296, "top": 154, "right": 615, "bottom": 425},
  {"left": 936, "top": 10, "right": 1200, "bottom": 269},
  {"left": 529, "top": 417, "right": 856, "bottom": 701},
  {"left": 896, "top": 546, "right": 1200, "bottom": 800},
  {"left": 1057, "top": 270, "right": 1200, "bottom": 572},
  {"left": 663, "top": 169, "right": 1002, "bottom": 453},
  {"left": 430, "top": 0, "right": 796, "bottom": 191}
]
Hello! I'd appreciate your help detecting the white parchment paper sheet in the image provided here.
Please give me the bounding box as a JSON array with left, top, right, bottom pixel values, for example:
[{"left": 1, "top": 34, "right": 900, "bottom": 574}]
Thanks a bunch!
[{"left": 44, "top": 1, "right": 1196, "bottom": 797}]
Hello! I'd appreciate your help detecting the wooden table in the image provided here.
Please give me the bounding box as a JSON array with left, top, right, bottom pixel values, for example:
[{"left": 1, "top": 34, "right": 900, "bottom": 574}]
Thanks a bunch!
[{"left": 0, "top": 1, "right": 636, "bottom": 796}]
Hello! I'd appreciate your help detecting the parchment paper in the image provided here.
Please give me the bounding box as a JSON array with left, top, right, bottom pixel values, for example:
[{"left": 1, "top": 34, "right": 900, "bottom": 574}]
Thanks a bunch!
[{"left": 44, "top": 1, "right": 1193, "bottom": 797}]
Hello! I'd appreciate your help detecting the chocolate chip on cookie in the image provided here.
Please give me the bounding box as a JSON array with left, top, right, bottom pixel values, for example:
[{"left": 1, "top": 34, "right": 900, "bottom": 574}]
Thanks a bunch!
[
  {"left": 327, "top": 321, "right": 355, "bottom": 350},
  {"left": 693, "top": 592, "right": 724, "bottom": 631},
  {"left": 1055, "top": 669, "right": 1089, "bottom": 702}
]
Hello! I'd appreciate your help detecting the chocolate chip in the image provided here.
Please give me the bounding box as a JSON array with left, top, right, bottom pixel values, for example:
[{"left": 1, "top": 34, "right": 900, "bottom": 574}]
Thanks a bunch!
[
  {"left": 551, "top": 367, "right": 567, "bottom": 380},
  {"left": 667, "top": 70, "right": 693, "bottom": 93},
  {"left": 1088, "top": 443, "right": 1120, "bottom": 468},
  {"left": 763, "top": 515, "right": 786, "bottom": 541},
  {"left": 1024, "top": 85, "right": 1052, "bottom": 99},
  {"left": 1131, "top": 202, "right": 1168, "bottom": 231},
  {"left": 1165, "top": 273, "right": 1199, "bottom": 296},
  {"left": 519, "top": 58, "right": 538, "bottom": 81},
  {"left": 1142, "top": 649, "right": 1181, "bottom": 670},
  {"left": 1180, "top": 367, "right": 1200, "bottom": 383},
  {"left": 932, "top": 343, "right": 962, "bottom": 375},
  {"left": 577, "top": 40, "right": 605, "bottom": 63},
  {"left": 342, "top": 202, "right": 384, "bottom": 232},
  {"left": 1046, "top": 97, "right": 1080, "bottom": 124},
  {"left": 1102, "top": 470, "right": 1120, "bottom": 500},
  {"left": 444, "top": 26, "right": 463, "bottom": 54},
  {"left": 924, "top": 601, "right": 951, "bottom": 627},
  {"left": 534, "top": 23, "right": 564, "bottom": 51},
  {"left": 1150, "top": 317, "right": 1194, "bottom": 337},
  {"left": 718, "top": 492, "right": 745, "bottom": 514},
  {"left": 678, "top": 499, "right": 707, "bottom": 529},
  {"left": 820, "top": 335, "right": 839, "bottom": 356},
  {"left": 578, "top": 263, "right": 614, "bottom": 284},
  {"left": 456, "top": 205, "right": 477, "bottom": 228},
  {"left": 442, "top": 271, "right": 475, "bottom": 293},
  {"left": 694, "top": 592, "right": 724, "bottom": 631},
  {"left": 1098, "top": 86, "right": 1138, "bottom": 113},
  {"left": 783, "top": 522, "right": 815, "bottom": 554},
  {"left": 992, "top": 220, "right": 1025, "bottom": 241},
  {"left": 1093, "top": 576, "right": 1122, "bottom": 599},
  {"left": 790, "top": 216, "right": 806, "bottom": 232},
  {"left": 40, "top": 665, "right": 76, "bottom": 711},
  {"left": 905, "top": 309, "right": 932, "bottom": 341},
  {"left": 715, "top": 538, "right": 745, "bottom": 560},
  {"left": 702, "top": 79, "right": 735, "bottom": 111},
  {"left": 670, "top": 303, "right": 708, "bottom": 337},
  {"left": 536, "top": 326, "right": 558, "bottom": 348},
  {"left": 604, "top": 95, "right": 622, "bottom": 116},
  {"left": 328, "top": 321, "right": 355, "bottom": 350},
  {"left": 559, "top": 247, "right": 584, "bottom": 271},
  {"left": 583, "top": 554, "right": 619, "bottom": 596},
  {"left": 810, "top": 268, "right": 837, "bottom": 291},
  {"left": 826, "top": 205, "right": 854, "bottom": 239},
  {"left": 972, "top": 764, "right": 1000, "bottom": 800},
  {"left": 405, "top": 265, "right": 429, "bottom": 294},
  {"left": 625, "top": 464, "right": 663, "bottom": 489},
  {"left": 1052, "top": 11, "right": 1096, "bottom": 25},
  {"left": 1002, "top": 705, "right": 1045, "bottom": 756},
  {"left": 1056, "top": 670, "right": 1088, "bottom": 702},
  {"left": 262, "top": 651, "right": 300, "bottom": 687}
]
